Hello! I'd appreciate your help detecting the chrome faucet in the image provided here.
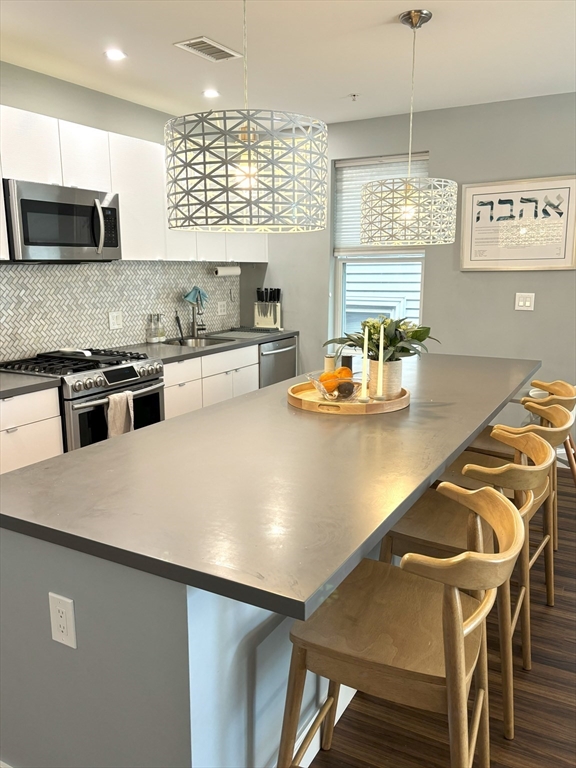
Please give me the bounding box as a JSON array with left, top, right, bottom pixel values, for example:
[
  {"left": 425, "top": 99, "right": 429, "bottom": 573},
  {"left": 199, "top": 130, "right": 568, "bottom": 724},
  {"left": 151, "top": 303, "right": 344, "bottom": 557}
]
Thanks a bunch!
[{"left": 191, "top": 303, "right": 206, "bottom": 337}]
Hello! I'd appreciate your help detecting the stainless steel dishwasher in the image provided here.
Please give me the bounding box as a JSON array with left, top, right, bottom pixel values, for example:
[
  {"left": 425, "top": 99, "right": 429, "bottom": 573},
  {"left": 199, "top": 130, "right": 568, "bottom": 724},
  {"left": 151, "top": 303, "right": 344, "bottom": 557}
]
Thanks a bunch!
[{"left": 259, "top": 336, "right": 298, "bottom": 387}]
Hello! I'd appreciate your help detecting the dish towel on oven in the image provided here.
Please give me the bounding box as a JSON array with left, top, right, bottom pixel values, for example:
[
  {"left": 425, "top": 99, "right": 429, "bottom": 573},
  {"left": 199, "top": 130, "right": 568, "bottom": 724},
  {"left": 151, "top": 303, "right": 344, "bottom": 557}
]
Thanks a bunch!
[{"left": 106, "top": 391, "right": 134, "bottom": 437}]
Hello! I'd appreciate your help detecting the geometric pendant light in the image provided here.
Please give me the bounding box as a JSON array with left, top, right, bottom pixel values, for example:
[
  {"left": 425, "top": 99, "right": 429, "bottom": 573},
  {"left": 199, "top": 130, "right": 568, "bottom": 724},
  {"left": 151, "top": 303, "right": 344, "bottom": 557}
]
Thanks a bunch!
[
  {"left": 165, "top": 1, "right": 328, "bottom": 232},
  {"left": 360, "top": 10, "right": 458, "bottom": 246}
]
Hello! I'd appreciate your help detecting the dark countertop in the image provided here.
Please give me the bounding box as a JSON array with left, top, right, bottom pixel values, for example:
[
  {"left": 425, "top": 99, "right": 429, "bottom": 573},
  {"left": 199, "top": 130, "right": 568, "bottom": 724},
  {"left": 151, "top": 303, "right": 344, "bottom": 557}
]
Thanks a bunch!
[
  {"left": 0, "top": 372, "right": 60, "bottom": 399},
  {"left": 0, "top": 331, "right": 299, "bottom": 397},
  {"left": 0, "top": 354, "right": 539, "bottom": 619},
  {"left": 122, "top": 330, "right": 299, "bottom": 364}
]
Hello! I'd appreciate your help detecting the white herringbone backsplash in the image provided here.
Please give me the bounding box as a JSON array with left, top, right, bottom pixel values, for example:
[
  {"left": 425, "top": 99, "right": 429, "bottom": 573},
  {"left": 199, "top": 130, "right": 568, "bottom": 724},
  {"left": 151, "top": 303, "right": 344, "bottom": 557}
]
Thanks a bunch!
[{"left": 0, "top": 261, "right": 240, "bottom": 360}]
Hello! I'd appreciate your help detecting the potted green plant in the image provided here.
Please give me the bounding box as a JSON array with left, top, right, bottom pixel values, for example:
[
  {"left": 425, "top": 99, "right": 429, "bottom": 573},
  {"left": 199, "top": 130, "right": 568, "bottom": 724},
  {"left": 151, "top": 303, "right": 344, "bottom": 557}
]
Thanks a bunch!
[{"left": 324, "top": 317, "right": 438, "bottom": 399}]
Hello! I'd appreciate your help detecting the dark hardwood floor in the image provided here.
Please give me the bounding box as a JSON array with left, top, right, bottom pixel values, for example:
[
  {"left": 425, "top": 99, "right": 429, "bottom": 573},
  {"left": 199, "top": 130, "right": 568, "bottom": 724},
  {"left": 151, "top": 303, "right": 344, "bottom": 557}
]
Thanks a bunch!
[{"left": 311, "top": 469, "right": 576, "bottom": 768}]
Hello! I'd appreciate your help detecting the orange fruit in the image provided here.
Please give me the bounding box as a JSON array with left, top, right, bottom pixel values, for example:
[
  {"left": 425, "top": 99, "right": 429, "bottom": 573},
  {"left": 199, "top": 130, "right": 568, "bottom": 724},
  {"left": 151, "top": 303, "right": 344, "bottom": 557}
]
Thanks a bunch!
[
  {"left": 319, "top": 371, "right": 339, "bottom": 392},
  {"left": 335, "top": 366, "right": 353, "bottom": 379}
]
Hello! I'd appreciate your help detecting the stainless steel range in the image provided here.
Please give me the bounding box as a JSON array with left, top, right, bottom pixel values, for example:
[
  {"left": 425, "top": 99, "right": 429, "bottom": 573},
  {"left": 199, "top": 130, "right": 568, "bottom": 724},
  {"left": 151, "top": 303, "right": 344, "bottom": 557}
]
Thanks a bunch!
[{"left": 0, "top": 348, "right": 164, "bottom": 451}]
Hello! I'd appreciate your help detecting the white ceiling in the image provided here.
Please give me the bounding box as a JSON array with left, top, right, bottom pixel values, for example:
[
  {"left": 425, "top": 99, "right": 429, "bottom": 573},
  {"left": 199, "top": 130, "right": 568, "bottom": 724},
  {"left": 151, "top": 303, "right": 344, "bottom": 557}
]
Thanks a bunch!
[{"left": 1, "top": 0, "right": 575, "bottom": 123}]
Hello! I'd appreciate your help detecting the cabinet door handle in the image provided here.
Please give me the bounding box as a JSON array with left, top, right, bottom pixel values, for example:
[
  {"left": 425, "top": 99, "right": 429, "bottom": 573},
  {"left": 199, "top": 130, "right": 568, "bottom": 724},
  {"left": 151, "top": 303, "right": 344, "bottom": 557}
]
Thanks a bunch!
[
  {"left": 234, "top": 369, "right": 240, "bottom": 372},
  {"left": 225, "top": 370, "right": 232, "bottom": 375},
  {"left": 178, "top": 382, "right": 187, "bottom": 387},
  {"left": 2, "top": 396, "right": 14, "bottom": 402},
  {"left": 6, "top": 427, "right": 19, "bottom": 433}
]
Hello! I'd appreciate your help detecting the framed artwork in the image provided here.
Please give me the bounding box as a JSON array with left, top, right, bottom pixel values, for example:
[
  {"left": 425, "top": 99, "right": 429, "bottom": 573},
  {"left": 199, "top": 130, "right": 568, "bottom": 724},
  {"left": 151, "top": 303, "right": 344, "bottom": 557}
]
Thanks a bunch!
[{"left": 460, "top": 176, "right": 576, "bottom": 270}]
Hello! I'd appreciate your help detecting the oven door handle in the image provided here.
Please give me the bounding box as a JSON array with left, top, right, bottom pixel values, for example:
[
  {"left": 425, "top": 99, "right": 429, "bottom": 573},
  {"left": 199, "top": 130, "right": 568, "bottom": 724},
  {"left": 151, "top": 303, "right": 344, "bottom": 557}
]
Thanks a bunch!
[
  {"left": 94, "top": 199, "right": 105, "bottom": 254},
  {"left": 71, "top": 382, "right": 164, "bottom": 410}
]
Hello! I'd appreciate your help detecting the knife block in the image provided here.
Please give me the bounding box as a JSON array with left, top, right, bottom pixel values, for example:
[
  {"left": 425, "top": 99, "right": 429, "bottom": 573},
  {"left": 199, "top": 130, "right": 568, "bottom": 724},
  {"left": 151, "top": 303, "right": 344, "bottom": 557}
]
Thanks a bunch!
[{"left": 254, "top": 302, "right": 282, "bottom": 329}]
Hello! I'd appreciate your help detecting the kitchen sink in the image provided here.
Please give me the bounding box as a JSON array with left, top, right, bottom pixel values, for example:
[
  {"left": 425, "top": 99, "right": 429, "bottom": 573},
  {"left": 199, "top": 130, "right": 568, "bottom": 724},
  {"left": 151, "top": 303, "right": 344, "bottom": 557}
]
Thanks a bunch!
[{"left": 164, "top": 337, "right": 235, "bottom": 347}]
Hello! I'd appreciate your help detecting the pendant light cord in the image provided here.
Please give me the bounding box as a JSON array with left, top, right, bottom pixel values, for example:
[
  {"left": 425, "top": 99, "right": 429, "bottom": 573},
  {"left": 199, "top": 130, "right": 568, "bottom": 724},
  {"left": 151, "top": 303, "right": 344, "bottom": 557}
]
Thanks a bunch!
[
  {"left": 243, "top": 0, "right": 248, "bottom": 110},
  {"left": 407, "top": 27, "right": 416, "bottom": 179}
]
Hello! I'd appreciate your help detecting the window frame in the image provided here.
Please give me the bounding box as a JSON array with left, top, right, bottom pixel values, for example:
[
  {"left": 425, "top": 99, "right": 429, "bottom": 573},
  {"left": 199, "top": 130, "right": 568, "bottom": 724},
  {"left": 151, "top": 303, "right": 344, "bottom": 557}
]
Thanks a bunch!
[{"left": 333, "top": 253, "right": 426, "bottom": 338}]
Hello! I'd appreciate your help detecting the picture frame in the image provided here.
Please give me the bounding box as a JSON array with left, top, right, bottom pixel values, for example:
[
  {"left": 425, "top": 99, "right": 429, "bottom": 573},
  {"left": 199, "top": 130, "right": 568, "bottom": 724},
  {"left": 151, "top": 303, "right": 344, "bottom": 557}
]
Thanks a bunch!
[{"left": 460, "top": 176, "right": 576, "bottom": 271}]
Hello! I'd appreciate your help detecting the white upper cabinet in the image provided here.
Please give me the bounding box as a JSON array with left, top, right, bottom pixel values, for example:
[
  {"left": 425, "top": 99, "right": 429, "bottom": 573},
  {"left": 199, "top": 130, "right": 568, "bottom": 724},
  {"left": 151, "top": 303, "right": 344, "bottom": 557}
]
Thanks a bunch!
[
  {"left": 109, "top": 132, "right": 167, "bottom": 260},
  {"left": 165, "top": 228, "right": 197, "bottom": 261},
  {"left": 196, "top": 232, "right": 226, "bottom": 262},
  {"left": 225, "top": 233, "right": 268, "bottom": 263},
  {"left": 0, "top": 106, "right": 62, "bottom": 185},
  {"left": 59, "top": 120, "right": 111, "bottom": 191},
  {"left": 0, "top": 161, "right": 9, "bottom": 260}
]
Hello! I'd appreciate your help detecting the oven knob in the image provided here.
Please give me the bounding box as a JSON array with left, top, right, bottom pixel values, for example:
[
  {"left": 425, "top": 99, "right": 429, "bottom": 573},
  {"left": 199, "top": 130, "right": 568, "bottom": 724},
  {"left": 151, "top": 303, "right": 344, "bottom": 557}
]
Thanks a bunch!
[
  {"left": 72, "top": 380, "right": 84, "bottom": 392},
  {"left": 84, "top": 378, "right": 94, "bottom": 390},
  {"left": 95, "top": 375, "right": 105, "bottom": 388},
  {"left": 139, "top": 367, "right": 148, "bottom": 377},
  {"left": 146, "top": 364, "right": 155, "bottom": 375},
  {"left": 154, "top": 362, "right": 163, "bottom": 374}
]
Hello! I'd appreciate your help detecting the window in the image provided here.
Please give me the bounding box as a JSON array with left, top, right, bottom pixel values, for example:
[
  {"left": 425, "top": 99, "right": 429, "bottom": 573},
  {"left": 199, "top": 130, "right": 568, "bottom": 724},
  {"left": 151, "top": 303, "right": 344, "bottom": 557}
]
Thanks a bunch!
[{"left": 333, "top": 154, "right": 428, "bottom": 335}]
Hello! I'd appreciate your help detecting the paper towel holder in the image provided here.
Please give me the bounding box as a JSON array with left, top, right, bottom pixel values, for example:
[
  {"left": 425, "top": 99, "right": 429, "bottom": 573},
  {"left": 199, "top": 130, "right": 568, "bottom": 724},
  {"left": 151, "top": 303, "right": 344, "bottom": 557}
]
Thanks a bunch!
[{"left": 214, "top": 265, "right": 241, "bottom": 277}]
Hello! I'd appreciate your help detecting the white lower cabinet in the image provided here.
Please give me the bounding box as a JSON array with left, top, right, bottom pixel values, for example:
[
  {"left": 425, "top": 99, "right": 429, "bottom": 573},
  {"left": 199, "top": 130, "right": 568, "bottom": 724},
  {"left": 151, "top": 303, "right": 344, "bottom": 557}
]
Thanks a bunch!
[
  {"left": 202, "top": 364, "right": 259, "bottom": 407},
  {"left": 164, "top": 379, "right": 203, "bottom": 420},
  {"left": 232, "top": 364, "right": 260, "bottom": 397},
  {"left": 0, "top": 388, "right": 63, "bottom": 474},
  {"left": 202, "top": 371, "right": 234, "bottom": 407}
]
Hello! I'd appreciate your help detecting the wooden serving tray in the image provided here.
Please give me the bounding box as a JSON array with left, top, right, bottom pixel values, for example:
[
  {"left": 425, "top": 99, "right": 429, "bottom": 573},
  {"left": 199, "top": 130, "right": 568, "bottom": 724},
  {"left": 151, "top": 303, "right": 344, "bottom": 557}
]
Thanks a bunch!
[{"left": 287, "top": 381, "right": 410, "bottom": 415}]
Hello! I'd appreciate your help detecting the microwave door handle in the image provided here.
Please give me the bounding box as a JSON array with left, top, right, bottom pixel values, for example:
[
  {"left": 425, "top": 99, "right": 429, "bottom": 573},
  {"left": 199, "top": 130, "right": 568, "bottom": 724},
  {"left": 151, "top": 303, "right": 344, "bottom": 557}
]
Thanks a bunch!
[{"left": 94, "top": 199, "right": 105, "bottom": 254}]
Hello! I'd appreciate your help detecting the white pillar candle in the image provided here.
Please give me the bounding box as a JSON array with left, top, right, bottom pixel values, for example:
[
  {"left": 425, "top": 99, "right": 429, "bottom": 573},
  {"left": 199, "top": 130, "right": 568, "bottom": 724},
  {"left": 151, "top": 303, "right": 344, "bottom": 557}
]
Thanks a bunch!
[
  {"left": 377, "top": 322, "right": 384, "bottom": 397},
  {"left": 360, "top": 326, "right": 369, "bottom": 400}
]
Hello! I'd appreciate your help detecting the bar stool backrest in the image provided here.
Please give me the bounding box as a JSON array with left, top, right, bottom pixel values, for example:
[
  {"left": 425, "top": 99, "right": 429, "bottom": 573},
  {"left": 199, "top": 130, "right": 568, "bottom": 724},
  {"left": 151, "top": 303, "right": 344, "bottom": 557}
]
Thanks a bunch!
[
  {"left": 497, "top": 403, "right": 575, "bottom": 449},
  {"left": 400, "top": 484, "right": 524, "bottom": 594},
  {"left": 462, "top": 431, "right": 555, "bottom": 492},
  {"left": 522, "top": 380, "right": 576, "bottom": 411}
]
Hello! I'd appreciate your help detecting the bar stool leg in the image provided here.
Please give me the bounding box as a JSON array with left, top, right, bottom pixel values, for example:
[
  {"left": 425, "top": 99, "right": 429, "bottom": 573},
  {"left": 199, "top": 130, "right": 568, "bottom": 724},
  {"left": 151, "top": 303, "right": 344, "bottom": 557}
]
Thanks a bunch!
[
  {"left": 497, "top": 578, "right": 514, "bottom": 740},
  {"left": 321, "top": 680, "right": 340, "bottom": 750},
  {"left": 552, "top": 462, "right": 559, "bottom": 551},
  {"left": 544, "top": 492, "right": 555, "bottom": 607},
  {"left": 278, "top": 645, "right": 308, "bottom": 768},
  {"left": 519, "top": 523, "right": 532, "bottom": 671},
  {"left": 475, "top": 622, "right": 490, "bottom": 768},
  {"left": 566, "top": 437, "right": 576, "bottom": 486},
  {"left": 379, "top": 535, "right": 393, "bottom": 563}
]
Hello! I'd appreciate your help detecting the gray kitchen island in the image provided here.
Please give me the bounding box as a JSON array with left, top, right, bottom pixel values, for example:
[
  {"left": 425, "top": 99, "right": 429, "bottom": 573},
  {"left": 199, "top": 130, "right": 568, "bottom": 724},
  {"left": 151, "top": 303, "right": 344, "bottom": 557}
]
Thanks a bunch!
[{"left": 0, "top": 354, "right": 540, "bottom": 768}]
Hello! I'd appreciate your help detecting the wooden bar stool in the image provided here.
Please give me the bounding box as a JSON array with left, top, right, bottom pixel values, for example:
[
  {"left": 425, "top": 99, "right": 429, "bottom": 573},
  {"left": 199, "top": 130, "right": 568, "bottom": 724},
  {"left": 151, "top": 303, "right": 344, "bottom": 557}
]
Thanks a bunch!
[
  {"left": 277, "top": 484, "right": 524, "bottom": 768},
  {"left": 382, "top": 431, "right": 554, "bottom": 741},
  {"left": 469, "top": 398, "right": 575, "bottom": 551},
  {"left": 521, "top": 380, "right": 576, "bottom": 486}
]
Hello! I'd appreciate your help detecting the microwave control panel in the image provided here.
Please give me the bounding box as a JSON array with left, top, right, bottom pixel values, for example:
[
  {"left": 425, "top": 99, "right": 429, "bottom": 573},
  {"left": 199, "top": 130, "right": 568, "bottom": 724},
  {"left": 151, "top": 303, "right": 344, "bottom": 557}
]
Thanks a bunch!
[{"left": 103, "top": 207, "right": 119, "bottom": 248}]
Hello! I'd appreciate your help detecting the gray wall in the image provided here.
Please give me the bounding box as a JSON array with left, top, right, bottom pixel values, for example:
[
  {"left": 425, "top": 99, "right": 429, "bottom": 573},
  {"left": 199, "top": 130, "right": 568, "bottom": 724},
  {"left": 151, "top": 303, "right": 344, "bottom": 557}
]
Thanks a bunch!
[
  {"left": 0, "top": 529, "right": 192, "bottom": 768},
  {"left": 0, "top": 62, "right": 172, "bottom": 142},
  {"left": 264, "top": 94, "right": 576, "bottom": 386}
]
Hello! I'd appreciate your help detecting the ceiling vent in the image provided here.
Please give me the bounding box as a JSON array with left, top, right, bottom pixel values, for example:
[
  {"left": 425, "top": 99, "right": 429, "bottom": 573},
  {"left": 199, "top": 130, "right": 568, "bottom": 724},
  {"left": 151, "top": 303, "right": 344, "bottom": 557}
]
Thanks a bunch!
[{"left": 174, "top": 36, "right": 242, "bottom": 62}]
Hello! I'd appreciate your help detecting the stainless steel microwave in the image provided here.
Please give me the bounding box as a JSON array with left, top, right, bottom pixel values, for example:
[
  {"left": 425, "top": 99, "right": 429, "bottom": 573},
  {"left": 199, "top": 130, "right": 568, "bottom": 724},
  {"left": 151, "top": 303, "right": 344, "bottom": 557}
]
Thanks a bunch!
[{"left": 3, "top": 179, "right": 121, "bottom": 262}]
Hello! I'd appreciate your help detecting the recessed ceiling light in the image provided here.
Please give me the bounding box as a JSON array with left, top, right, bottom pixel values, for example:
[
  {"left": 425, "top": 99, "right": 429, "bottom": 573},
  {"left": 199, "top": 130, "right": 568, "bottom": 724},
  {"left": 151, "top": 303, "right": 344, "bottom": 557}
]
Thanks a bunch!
[
  {"left": 105, "top": 49, "right": 127, "bottom": 61},
  {"left": 203, "top": 89, "right": 220, "bottom": 98}
]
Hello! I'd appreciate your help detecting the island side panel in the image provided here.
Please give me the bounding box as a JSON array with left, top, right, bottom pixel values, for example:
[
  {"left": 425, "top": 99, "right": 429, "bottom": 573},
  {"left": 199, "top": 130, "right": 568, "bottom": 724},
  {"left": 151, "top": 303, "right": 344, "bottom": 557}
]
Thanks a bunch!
[
  {"left": 186, "top": 587, "right": 355, "bottom": 768},
  {"left": 0, "top": 530, "right": 192, "bottom": 768}
]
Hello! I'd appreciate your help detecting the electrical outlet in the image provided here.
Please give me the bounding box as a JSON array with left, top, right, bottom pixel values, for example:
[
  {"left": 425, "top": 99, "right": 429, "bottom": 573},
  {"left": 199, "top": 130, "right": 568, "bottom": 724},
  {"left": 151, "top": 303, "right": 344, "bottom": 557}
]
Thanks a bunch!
[
  {"left": 217, "top": 301, "right": 227, "bottom": 316},
  {"left": 49, "top": 593, "right": 77, "bottom": 649},
  {"left": 108, "top": 311, "right": 123, "bottom": 330},
  {"left": 515, "top": 293, "right": 535, "bottom": 311}
]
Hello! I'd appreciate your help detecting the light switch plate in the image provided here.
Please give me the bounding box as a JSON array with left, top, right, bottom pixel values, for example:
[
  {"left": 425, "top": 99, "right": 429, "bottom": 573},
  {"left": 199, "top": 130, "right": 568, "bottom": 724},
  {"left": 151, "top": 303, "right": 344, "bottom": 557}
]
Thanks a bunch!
[
  {"left": 49, "top": 592, "right": 77, "bottom": 649},
  {"left": 515, "top": 293, "right": 535, "bottom": 311},
  {"left": 217, "top": 301, "right": 226, "bottom": 316},
  {"left": 109, "top": 311, "right": 123, "bottom": 329}
]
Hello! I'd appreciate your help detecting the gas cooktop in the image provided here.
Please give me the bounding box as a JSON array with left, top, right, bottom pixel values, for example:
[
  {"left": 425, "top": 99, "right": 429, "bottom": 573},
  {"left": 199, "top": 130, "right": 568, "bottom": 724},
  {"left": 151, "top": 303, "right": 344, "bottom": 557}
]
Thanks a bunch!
[{"left": 0, "top": 348, "right": 148, "bottom": 376}]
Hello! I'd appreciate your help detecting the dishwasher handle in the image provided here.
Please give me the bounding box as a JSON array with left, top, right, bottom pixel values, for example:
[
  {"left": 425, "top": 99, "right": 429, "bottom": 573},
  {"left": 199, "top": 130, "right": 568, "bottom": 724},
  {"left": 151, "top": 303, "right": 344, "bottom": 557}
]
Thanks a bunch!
[{"left": 260, "top": 345, "right": 296, "bottom": 357}]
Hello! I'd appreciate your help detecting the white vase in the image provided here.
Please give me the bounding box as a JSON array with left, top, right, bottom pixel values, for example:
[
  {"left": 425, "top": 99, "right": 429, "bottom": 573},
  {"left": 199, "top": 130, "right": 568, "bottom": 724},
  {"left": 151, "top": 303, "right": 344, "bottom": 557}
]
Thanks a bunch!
[{"left": 369, "top": 359, "right": 403, "bottom": 400}]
